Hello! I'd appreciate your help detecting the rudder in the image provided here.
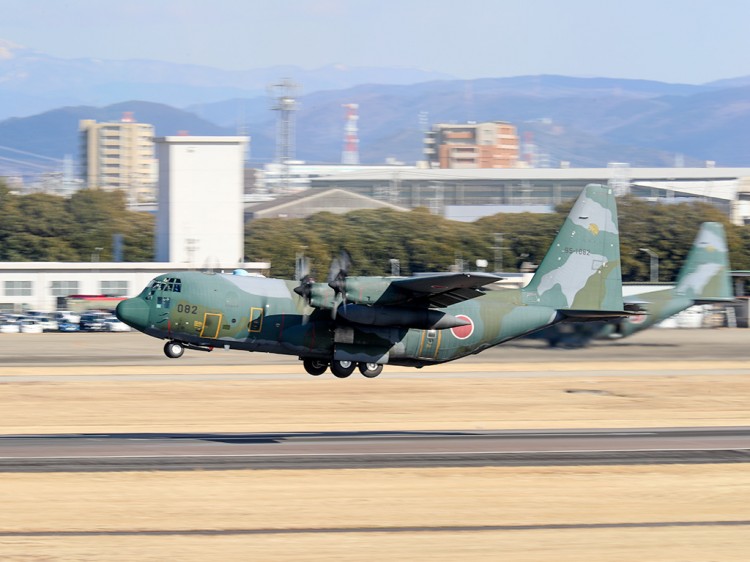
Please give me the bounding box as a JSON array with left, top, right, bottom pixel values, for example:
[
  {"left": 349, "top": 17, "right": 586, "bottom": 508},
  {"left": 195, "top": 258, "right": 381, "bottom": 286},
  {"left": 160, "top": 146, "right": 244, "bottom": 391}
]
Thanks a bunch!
[
  {"left": 523, "top": 183, "right": 624, "bottom": 312},
  {"left": 675, "top": 222, "right": 733, "bottom": 301}
]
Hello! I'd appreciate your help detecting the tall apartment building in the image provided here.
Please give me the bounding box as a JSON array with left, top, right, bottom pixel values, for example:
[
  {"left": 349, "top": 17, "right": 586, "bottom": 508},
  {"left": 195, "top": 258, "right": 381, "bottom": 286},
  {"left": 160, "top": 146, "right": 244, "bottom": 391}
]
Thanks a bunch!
[
  {"left": 79, "top": 113, "right": 157, "bottom": 202},
  {"left": 424, "top": 121, "right": 520, "bottom": 169}
]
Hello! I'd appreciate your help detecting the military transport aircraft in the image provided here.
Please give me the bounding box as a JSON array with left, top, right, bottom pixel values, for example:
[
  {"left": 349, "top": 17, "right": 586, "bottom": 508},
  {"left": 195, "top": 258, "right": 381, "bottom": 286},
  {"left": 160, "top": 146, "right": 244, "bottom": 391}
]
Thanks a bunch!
[
  {"left": 529, "top": 221, "right": 734, "bottom": 348},
  {"left": 116, "top": 183, "right": 629, "bottom": 378}
]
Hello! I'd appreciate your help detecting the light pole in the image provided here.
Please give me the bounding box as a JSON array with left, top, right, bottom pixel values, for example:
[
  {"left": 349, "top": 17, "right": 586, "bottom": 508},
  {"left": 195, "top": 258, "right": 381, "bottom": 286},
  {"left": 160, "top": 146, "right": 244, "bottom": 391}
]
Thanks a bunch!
[{"left": 639, "top": 248, "right": 659, "bottom": 283}]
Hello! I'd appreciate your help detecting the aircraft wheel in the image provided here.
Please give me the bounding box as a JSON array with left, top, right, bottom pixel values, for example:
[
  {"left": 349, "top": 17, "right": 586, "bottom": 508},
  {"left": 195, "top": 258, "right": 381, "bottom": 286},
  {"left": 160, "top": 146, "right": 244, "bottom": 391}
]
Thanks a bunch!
[
  {"left": 359, "top": 362, "right": 383, "bottom": 378},
  {"left": 164, "top": 341, "right": 184, "bottom": 359},
  {"left": 303, "top": 358, "right": 328, "bottom": 376},
  {"left": 331, "top": 360, "right": 356, "bottom": 378}
]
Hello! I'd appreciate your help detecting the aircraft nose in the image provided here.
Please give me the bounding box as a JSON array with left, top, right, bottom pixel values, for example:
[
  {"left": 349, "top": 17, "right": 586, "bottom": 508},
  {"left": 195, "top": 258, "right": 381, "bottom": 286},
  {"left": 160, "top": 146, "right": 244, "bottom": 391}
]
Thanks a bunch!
[{"left": 116, "top": 298, "right": 149, "bottom": 330}]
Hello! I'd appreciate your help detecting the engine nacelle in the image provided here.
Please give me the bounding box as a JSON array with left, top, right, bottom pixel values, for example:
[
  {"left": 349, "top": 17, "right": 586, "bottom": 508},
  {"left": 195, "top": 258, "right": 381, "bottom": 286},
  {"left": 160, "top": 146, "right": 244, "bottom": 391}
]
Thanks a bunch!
[
  {"left": 339, "top": 277, "right": 401, "bottom": 305},
  {"left": 308, "top": 283, "right": 336, "bottom": 309}
]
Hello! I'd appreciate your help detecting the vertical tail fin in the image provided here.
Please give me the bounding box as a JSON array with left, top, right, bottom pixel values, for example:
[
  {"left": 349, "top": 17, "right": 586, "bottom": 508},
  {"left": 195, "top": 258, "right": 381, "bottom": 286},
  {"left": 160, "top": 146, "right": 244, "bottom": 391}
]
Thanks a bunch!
[
  {"left": 523, "top": 184, "right": 624, "bottom": 313},
  {"left": 675, "top": 222, "right": 733, "bottom": 301}
]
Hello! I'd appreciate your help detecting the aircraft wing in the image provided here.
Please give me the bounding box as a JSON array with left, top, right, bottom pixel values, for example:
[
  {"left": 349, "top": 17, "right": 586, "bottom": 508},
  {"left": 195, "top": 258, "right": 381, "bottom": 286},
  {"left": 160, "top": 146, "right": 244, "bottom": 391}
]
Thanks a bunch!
[{"left": 391, "top": 272, "right": 502, "bottom": 307}]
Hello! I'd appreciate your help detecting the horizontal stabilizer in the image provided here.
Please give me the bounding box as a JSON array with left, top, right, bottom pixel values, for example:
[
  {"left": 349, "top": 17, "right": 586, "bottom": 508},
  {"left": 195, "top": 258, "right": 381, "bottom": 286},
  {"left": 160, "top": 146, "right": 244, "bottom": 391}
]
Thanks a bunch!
[
  {"left": 691, "top": 297, "right": 736, "bottom": 305},
  {"left": 558, "top": 309, "right": 635, "bottom": 322}
]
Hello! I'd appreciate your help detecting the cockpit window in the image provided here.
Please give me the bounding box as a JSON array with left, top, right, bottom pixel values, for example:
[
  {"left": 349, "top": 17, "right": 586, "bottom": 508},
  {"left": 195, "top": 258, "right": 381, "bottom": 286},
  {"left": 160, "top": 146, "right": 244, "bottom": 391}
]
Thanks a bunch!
[
  {"left": 162, "top": 277, "right": 182, "bottom": 293},
  {"left": 145, "top": 277, "right": 182, "bottom": 299}
]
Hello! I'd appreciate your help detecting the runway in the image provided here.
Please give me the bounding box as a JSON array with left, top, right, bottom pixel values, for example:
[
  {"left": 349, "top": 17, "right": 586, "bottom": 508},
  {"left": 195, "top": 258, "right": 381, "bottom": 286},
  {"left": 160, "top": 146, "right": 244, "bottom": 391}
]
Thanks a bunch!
[
  {"left": 1, "top": 329, "right": 749, "bottom": 472},
  {"left": 2, "top": 427, "right": 749, "bottom": 472}
]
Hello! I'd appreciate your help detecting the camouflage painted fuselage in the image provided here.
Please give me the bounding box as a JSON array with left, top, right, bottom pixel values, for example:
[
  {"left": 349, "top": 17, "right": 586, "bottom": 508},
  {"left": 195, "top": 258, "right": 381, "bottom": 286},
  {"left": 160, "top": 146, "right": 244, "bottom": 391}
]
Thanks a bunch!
[
  {"left": 118, "top": 183, "right": 627, "bottom": 369},
  {"left": 134, "top": 271, "right": 563, "bottom": 367}
]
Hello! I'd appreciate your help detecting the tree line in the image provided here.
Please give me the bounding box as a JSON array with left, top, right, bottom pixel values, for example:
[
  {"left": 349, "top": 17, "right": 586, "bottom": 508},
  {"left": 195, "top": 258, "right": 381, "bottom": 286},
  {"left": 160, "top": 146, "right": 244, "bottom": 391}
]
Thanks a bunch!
[
  {"left": 245, "top": 197, "right": 750, "bottom": 282},
  {"left": 0, "top": 182, "right": 154, "bottom": 262},
  {"left": 3, "top": 180, "right": 749, "bottom": 285}
]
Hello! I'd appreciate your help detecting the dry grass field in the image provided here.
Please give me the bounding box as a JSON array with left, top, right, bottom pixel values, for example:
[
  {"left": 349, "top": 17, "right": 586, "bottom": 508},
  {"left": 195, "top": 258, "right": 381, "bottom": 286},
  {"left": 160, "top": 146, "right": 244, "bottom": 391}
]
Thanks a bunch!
[
  {"left": 1, "top": 330, "right": 749, "bottom": 560},
  {"left": 1, "top": 465, "right": 749, "bottom": 561},
  {"left": 1, "top": 370, "right": 749, "bottom": 434}
]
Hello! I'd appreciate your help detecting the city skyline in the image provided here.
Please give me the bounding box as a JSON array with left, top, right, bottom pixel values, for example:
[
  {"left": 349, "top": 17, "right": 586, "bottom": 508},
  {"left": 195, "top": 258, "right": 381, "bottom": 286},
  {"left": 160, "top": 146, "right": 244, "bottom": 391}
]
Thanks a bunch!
[{"left": 1, "top": 0, "right": 749, "bottom": 85}]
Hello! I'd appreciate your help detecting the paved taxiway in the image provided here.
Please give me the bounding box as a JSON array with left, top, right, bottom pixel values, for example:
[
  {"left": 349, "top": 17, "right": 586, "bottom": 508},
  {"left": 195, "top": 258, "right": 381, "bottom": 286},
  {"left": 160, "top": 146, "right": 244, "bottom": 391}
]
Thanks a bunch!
[{"left": 1, "top": 428, "right": 749, "bottom": 472}]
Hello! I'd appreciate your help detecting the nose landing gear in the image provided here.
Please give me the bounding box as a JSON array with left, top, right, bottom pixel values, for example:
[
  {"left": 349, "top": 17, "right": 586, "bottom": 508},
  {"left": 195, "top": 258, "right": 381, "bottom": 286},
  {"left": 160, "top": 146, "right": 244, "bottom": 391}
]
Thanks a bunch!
[{"left": 164, "top": 341, "right": 185, "bottom": 359}]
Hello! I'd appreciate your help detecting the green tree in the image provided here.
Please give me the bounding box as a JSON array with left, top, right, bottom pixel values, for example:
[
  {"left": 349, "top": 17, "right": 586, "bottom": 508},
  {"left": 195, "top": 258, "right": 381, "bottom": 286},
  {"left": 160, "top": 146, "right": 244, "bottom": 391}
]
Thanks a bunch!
[
  {"left": 3, "top": 193, "right": 78, "bottom": 260},
  {"left": 245, "top": 197, "right": 750, "bottom": 282},
  {"left": 0, "top": 185, "right": 153, "bottom": 262}
]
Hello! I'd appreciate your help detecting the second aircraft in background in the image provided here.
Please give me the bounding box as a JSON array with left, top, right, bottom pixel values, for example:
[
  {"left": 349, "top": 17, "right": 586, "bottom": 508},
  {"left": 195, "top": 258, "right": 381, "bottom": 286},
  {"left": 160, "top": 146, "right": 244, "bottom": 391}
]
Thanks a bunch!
[{"left": 530, "top": 221, "right": 734, "bottom": 348}]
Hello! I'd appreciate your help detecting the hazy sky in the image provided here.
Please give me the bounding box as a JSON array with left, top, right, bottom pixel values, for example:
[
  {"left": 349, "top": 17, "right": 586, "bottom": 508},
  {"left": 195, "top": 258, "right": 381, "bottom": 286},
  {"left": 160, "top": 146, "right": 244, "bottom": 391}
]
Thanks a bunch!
[{"left": 1, "top": 0, "right": 749, "bottom": 84}]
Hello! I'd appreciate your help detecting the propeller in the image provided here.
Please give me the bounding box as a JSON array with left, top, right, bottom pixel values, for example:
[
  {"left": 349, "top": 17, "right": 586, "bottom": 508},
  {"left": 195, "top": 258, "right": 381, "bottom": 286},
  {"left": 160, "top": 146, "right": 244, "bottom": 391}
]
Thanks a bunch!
[
  {"left": 293, "top": 251, "right": 353, "bottom": 320},
  {"left": 327, "top": 250, "right": 352, "bottom": 319},
  {"left": 293, "top": 254, "right": 313, "bottom": 300},
  {"left": 327, "top": 250, "right": 352, "bottom": 293}
]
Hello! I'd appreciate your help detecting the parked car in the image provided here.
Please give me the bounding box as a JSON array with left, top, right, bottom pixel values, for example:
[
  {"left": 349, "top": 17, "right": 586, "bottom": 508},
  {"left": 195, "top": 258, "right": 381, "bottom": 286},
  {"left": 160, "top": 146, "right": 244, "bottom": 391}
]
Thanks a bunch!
[
  {"left": 103, "top": 315, "right": 131, "bottom": 332},
  {"left": 79, "top": 312, "right": 109, "bottom": 331},
  {"left": 0, "top": 314, "right": 25, "bottom": 333},
  {"left": 54, "top": 311, "right": 81, "bottom": 324},
  {"left": 34, "top": 314, "right": 59, "bottom": 332},
  {"left": 0, "top": 322, "right": 20, "bottom": 334},
  {"left": 57, "top": 320, "right": 80, "bottom": 332},
  {"left": 19, "top": 319, "right": 43, "bottom": 333}
]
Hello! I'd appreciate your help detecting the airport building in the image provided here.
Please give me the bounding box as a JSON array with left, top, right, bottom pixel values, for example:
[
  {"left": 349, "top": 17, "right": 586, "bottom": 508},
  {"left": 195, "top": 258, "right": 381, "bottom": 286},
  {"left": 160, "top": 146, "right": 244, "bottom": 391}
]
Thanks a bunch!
[
  {"left": 0, "top": 261, "right": 270, "bottom": 313},
  {"left": 306, "top": 165, "right": 750, "bottom": 225},
  {"left": 79, "top": 114, "right": 157, "bottom": 203}
]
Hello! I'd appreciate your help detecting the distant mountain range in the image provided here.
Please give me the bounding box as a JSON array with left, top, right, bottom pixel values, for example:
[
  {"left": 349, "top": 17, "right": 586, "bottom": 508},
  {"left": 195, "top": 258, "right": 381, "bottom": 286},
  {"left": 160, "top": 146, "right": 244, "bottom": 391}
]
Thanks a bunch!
[
  {"left": 2, "top": 40, "right": 750, "bottom": 172},
  {"left": 0, "top": 40, "right": 453, "bottom": 120}
]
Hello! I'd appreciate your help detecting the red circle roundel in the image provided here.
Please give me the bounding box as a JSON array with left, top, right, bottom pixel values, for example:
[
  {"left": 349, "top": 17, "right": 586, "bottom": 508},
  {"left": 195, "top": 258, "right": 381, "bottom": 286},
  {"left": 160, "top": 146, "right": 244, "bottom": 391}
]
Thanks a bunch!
[
  {"left": 628, "top": 313, "right": 647, "bottom": 325},
  {"left": 450, "top": 315, "right": 474, "bottom": 340}
]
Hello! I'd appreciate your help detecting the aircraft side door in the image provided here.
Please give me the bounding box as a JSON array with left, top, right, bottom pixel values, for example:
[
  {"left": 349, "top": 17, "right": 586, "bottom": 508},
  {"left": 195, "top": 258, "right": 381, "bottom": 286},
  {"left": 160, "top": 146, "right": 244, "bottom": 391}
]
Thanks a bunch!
[
  {"left": 200, "top": 312, "right": 223, "bottom": 339},
  {"left": 248, "top": 306, "right": 264, "bottom": 334},
  {"left": 417, "top": 329, "right": 441, "bottom": 360}
]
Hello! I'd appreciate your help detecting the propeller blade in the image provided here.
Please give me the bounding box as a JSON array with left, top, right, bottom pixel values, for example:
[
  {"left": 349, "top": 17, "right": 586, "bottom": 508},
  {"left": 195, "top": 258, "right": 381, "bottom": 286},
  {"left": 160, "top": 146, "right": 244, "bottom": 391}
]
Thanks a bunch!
[
  {"left": 327, "top": 250, "right": 352, "bottom": 292},
  {"left": 326, "top": 250, "right": 352, "bottom": 320}
]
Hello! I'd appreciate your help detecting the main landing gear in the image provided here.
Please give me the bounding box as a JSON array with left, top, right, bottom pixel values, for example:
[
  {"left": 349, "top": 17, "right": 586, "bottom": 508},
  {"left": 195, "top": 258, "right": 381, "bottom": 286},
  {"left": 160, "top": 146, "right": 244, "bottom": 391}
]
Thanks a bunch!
[{"left": 301, "top": 358, "right": 384, "bottom": 378}]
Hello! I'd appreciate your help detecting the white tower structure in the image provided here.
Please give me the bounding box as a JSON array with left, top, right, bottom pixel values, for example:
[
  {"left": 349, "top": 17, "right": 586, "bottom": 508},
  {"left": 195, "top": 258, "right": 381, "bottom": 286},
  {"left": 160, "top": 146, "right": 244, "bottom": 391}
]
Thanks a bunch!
[
  {"left": 155, "top": 136, "right": 248, "bottom": 268},
  {"left": 341, "top": 103, "right": 360, "bottom": 165},
  {"left": 269, "top": 79, "right": 299, "bottom": 193}
]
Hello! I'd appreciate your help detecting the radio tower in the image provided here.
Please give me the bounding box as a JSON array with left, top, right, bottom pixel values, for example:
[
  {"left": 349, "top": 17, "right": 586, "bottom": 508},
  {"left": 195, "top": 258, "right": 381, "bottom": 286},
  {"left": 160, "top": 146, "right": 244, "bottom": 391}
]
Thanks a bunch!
[
  {"left": 341, "top": 103, "right": 360, "bottom": 165},
  {"left": 269, "top": 79, "right": 299, "bottom": 192}
]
